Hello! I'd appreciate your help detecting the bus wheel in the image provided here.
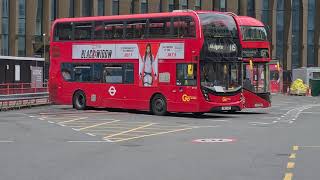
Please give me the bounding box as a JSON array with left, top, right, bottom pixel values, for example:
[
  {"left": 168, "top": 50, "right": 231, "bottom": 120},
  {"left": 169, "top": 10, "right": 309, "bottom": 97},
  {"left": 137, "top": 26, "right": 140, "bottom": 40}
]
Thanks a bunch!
[
  {"left": 192, "top": 112, "right": 204, "bottom": 117},
  {"left": 73, "top": 91, "right": 86, "bottom": 110},
  {"left": 151, "top": 94, "right": 167, "bottom": 116}
]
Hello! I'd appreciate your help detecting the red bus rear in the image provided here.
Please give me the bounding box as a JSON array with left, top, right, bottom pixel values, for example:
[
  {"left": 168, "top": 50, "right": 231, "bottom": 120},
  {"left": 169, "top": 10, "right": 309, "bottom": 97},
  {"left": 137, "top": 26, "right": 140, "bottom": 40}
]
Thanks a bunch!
[
  {"left": 49, "top": 11, "right": 243, "bottom": 115},
  {"left": 234, "top": 16, "right": 271, "bottom": 108}
]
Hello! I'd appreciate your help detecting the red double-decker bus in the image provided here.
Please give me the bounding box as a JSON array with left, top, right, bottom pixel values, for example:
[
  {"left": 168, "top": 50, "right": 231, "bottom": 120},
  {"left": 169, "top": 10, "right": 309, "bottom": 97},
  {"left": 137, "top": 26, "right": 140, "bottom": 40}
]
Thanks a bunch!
[
  {"left": 235, "top": 16, "right": 271, "bottom": 108},
  {"left": 49, "top": 10, "right": 243, "bottom": 115}
]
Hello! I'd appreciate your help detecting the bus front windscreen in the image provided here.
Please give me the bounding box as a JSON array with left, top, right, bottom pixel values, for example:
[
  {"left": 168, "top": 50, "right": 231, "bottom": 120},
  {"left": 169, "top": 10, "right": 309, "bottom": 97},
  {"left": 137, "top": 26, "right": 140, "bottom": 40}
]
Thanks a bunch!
[
  {"left": 199, "top": 13, "right": 238, "bottom": 38},
  {"left": 201, "top": 62, "right": 242, "bottom": 93},
  {"left": 240, "top": 26, "right": 267, "bottom": 41},
  {"left": 199, "top": 13, "right": 239, "bottom": 59}
]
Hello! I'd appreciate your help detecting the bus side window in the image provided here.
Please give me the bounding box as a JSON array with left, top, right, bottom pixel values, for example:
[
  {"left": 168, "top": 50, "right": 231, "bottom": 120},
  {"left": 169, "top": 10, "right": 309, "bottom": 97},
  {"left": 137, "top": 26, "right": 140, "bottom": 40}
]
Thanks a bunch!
[
  {"left": 125, "top": 19, "right": 147, "bottom": 39},
  {"left": 148, "top": 18, "right": 171, "bottom": 38},
  {"left": 74, "top": 22, "right": 93, "bottom": 40},
  {"left": 93, "top": 21, "right": 104, "bottom": 40},
  {"left": 54, "top": 23, "right": 72, "bottom": 41},
  {"left": 104, "top": 64, "right": 123, "bottom": 83},
  {"left": 61, "top": 63, "right": 74, "bottom": 81},
  {"left": 176, "top": 64, "right": 197, "bottom": 86},
  {"left": 103, "top": 64, "right": 134, "bottom": 84},
  {"left": 73, "top": 65, "right": 92, "bottom": 82},
  {"left": 104, "top": 21, "right": 125, "bottom": 40},
  {"left": 173, "top": 16, "right": 196, "bottom": 38}
]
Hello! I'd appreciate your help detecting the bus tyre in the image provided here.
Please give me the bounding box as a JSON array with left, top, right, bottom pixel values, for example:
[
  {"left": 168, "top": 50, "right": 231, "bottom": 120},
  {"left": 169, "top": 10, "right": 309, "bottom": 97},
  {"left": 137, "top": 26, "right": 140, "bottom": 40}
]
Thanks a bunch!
[
  {"left": 151, "top": 94, "right": 167, "bottom": 116},
  {"left": 73, "top": 91, "right": 86, "bottom": 110}
]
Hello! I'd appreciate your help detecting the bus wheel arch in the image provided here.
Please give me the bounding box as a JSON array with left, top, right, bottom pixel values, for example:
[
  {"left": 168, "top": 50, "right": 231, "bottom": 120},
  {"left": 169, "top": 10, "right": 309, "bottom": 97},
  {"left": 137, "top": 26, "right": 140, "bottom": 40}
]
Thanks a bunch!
[
  {"left": 72, "top": 90, "right": 87, "bottom": 110},
  {"left": 150, "top": 93, "right": 167, "bottom": 116}
]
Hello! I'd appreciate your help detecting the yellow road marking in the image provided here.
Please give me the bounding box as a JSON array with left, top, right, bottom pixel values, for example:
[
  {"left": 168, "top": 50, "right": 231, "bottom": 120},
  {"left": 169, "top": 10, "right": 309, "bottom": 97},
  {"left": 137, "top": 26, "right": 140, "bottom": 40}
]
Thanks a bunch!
[
  {"left": 283, "top": 173, "right": 293, "bottom": 180},
  {"left": 287, "top": 162, "right": 295, "bottom": 169},
  {"left": 77, "top": 120, "right": 120, "bottom": 131},
  {"left": 110, "top": 127, "right": 194, "bottom": 142},
  {"left": 104, "top": 123, "right": 155, "bottom": 139},
  {"left": 289, "top": 153, "right": 296, "bottom": 159},
  {"left": 293, "top": 146, "right": 299, "bottom": 151},
  {"left": 59, "top": 117, "right": 88, "bottom": 124}
]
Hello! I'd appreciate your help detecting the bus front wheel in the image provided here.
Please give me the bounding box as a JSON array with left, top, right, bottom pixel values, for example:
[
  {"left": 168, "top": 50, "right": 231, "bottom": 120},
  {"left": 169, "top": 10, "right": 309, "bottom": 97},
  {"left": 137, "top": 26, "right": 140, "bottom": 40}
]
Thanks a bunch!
[
  {"left": 73, "top": 91, "right": 87, "bottom": 110},
  {"left": 151, "top": 94, "right": 167, "bottom": 116}
]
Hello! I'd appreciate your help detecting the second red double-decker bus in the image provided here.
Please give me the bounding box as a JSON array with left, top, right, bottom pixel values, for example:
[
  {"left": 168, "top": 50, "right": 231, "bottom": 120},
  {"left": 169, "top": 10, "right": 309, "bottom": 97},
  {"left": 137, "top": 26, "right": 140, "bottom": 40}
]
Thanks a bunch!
[
  {"left": 49, "top": 10, "right": 243, "bottom": 115},
  {"left": 235, "top": 16, "right": 271, "bottom": 108}
]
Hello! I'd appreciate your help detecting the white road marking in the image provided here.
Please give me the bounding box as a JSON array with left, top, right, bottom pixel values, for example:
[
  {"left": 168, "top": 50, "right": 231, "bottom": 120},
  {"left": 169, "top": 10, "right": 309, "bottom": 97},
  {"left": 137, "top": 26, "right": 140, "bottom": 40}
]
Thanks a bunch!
[
  {"left": 86, "top": 133, "right": 96, "bottom": 137},
  {"left": 48, "top": 121, "right": 55, "bottom": 123},
  {"left": 0, "top": 141, "right": 14, "bottom": 143},
  {"left": 58, "top": 117, "right": 88, "bottom": 124},
  {"left": 67, "top": 140, "right": 112, "bottom": 143}
]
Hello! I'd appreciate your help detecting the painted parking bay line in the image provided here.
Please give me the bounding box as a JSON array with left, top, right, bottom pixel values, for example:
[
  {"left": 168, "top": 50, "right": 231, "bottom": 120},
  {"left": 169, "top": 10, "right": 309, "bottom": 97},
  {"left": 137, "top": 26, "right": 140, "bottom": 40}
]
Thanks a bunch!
[
  {"left": 76, "top": 120, "right": 120, "bottom": 131},
  {"left": 110, "top": 127, "right": 195, "bottom": 142},
  {"left": 104, "top": 123, "right": 155, "bottom": 139},
  {"left": 58, "top": 117, "right": 88, "bottom": 124}
]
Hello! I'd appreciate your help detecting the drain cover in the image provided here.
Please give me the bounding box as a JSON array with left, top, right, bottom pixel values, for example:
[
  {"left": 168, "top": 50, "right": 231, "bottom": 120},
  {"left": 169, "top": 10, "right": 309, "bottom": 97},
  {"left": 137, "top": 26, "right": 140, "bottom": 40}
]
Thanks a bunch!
[{"left": 192, "top": 138, "right": 235, "bottom": 143}]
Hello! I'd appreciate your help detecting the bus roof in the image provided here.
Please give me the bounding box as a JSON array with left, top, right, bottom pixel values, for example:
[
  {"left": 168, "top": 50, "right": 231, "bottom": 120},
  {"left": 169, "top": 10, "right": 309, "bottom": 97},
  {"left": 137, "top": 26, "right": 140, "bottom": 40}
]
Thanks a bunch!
[
  {"left": 53, "top": 11, "right": 199, "bottom": 24},
  {"left": 237, "top": 16, "right": 265, "bottom": 27}
]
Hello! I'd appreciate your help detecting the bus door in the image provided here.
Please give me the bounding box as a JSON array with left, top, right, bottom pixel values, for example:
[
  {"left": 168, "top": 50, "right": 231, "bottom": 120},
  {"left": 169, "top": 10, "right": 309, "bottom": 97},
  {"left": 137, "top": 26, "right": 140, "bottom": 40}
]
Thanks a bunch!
[
  {"left": 243, "top": 63, "right": 271, "bottom": 108},
  {"left": 174, "top": 63, "right": 198, "bottom": 111}
]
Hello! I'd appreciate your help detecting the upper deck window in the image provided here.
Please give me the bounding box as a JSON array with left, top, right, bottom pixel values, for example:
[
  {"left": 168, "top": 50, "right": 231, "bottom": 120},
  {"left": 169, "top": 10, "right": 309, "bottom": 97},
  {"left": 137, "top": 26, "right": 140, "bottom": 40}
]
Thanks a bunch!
[
  {"left": 240, "top": 26, "right": 267, "bottom": 41},
  {"left": 54, "top": 23, "right": 73, "bottom": 41},
  {"left": 53, "top": 16, "right": 197, "bottom": 41},
  {"left": 199, "top": 13, "right": 237, "bottom": 39}
]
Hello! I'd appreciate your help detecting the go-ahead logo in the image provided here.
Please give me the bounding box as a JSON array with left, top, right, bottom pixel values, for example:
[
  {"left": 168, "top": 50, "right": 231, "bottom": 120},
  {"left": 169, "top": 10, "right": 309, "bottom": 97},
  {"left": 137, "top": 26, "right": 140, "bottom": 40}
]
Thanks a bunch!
[{"left": 182, "top": 94, "right": 197, "bottom": 102}]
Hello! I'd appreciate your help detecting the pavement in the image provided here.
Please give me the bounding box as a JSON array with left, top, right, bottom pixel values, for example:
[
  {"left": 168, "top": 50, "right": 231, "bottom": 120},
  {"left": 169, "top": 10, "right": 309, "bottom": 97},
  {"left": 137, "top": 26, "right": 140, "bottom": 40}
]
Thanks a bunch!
[{"left": 0, "top": 94, "right": 320, "bottom": 180}]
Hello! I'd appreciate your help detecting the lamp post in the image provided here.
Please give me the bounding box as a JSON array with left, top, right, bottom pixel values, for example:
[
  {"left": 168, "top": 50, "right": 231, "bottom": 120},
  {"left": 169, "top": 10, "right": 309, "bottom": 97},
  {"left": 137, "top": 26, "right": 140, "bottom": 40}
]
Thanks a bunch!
[{"left": 43, "top": 33, "right": 46, "bottom": 84}]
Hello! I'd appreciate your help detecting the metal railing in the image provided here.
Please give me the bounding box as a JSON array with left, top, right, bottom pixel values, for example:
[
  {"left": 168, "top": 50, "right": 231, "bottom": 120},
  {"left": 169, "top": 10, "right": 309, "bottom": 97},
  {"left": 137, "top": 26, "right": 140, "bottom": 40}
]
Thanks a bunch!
[
  {"left": 0, "top": 83, "right": 49, "bottom": 110},
  {"left": 0, "top": 82, "right": 48, "bottom": 95}
]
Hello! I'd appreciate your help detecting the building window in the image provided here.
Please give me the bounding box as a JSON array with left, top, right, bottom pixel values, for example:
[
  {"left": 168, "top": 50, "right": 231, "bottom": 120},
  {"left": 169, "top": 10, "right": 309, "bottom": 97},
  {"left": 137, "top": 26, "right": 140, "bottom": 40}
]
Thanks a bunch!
[
  {"left": 82, "top": 0, "right": 93, "bottom": 17},
  {"left": 291, "top": 0, "right": 301, "bottom": 69},
  {"left": 180, "top": 0, "right": 188, "bottom": 9},
  {"left": 15, "top": 65, "right": 21, "bottom": 81},
  {"left": 261, "top": 0, "right": 269, "bottom": 25},
  {"left": 35, "top": 0, "right": 43, "bottom": 36},
  {"left": 168, "top": 0, "right": 174, "bottom": 12},
  {"left": 219, "top": 0, "right": 226, "bottom": 12},
  {"left": 0, "top": 0, "right": 9, "bottom": 55},
  {"left": 50, "top": 0, "right": 58, "bottom": 20},
  {"left": 195, "top": 0, "right": 201, "bottom": 10},
  {"left": 17, "top": 0, "right": 26, "bottom": 56},
  {"left": 159, "top": 0, "right": 163, "bottom": 12},
  {"left": 276, "top": 0, "right": 284, "bottom": 65},
  {"left": 247, "top": 0, "right": 255, "bottom": 17},
  {"left": 98, "top": 0, "right": 105, "bottom": 16},
  {"left": 141, "top": 0, "right": 148, "bottom": 13},
  {"left": 69, "top": 0, "right": 74, "bottom": 17},
  {"left": 112, "top": 0, "right": 119, "bottom": 15},
  {"left": 307, "top": 0, "right": 316, "bottom": 67}
]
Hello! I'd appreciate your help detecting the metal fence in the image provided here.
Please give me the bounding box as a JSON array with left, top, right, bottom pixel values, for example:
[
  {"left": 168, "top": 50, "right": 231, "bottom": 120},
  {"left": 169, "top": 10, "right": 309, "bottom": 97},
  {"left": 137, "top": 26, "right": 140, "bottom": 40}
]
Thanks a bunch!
[
  {"left": 0, "top": 83, "right": 48, "bottom": 95},
  {"left": 0, "top": 83, "right": 49, "bottom": 110}
]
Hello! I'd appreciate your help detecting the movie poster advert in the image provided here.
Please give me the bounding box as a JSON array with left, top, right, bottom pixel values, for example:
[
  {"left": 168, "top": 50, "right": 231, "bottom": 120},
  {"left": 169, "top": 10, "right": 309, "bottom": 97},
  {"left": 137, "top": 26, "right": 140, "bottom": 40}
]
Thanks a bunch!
[{"left": 138, "top": 43, "right": 160, "bottom": 87}]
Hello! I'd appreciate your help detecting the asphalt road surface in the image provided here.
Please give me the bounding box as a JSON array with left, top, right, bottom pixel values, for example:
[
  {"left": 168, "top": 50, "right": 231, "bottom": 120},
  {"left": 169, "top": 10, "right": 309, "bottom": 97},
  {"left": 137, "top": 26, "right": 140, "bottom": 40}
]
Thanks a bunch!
[{"left": 1, "top": 95, "right": 320, "bottom": 180}]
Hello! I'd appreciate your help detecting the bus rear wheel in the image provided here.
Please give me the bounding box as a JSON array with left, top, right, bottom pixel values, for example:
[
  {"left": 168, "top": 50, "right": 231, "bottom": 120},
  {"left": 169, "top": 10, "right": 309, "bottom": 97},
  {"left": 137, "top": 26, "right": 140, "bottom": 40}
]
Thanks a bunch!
[
  {"left": 151, "top": 94, "right": 167, "bottom": 116},
  {"left": 73, "top": 91, "right": 86, "bottom": 110}
]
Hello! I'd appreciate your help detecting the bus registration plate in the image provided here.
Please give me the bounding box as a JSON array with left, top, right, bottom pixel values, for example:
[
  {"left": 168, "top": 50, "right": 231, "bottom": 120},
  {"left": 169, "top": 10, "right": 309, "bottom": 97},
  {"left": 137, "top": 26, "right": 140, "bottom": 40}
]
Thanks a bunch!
[{"left": 221, "top": 106, "right": 232, "bottom": 111}]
